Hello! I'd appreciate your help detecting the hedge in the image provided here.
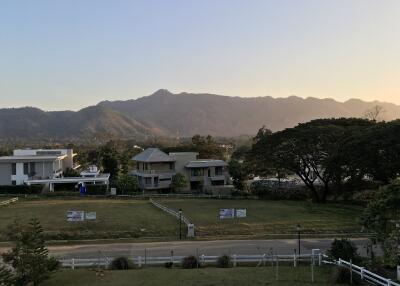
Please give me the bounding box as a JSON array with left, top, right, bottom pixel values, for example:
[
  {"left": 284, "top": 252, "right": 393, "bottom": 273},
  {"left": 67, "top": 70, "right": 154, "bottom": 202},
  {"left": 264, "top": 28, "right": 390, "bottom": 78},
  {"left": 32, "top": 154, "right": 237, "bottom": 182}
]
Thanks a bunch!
[{"left": 0, "top": 185, "right": 43, "bottom": 194}]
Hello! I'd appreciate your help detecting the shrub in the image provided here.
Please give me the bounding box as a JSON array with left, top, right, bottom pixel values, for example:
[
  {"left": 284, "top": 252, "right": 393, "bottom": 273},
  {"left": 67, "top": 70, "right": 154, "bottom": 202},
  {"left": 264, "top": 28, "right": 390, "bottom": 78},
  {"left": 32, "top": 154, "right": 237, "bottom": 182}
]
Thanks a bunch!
[
  {"left": 109, "top": 257, "right": 134, "bottom": 270},
  {"left": 251, "top": 184, "right": 309, "bottom": 200},
  {"left": 216, "top": 255, "right": 232, "bottom": 268},
  {"left": 331, "top": 266, "right": 361, "bottom": 284},
  {"left": 0, "top": 185, "right": 42, "bottom": 195},
  {"left": 46, "top": 257, "right": 61, "bottom": 271},
  {"left": 164, "top": 262, "right": 173, "bottom": 269},
  {"left": 85, "top": 185, "right": 108, "bottom": 195},
  {"left": 181, "top": 255, "right": 198, "bottom": 269},
  {"left": 327, "top": 239, "right": 360, "bottom": 263}
]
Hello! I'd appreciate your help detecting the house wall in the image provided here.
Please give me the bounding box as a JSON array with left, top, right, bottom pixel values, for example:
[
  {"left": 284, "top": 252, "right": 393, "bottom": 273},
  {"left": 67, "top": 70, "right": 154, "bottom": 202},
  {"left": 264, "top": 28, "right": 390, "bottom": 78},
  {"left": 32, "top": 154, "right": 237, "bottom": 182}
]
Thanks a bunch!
[
  {"left": 32, "top": 161, "right": 55, "bottom": 179},
  {"left": 169, "top": 153, "right": 198, "bottom": 190},
  {"left": 0, "top": 163, "right": 12, "bottom": 185}
]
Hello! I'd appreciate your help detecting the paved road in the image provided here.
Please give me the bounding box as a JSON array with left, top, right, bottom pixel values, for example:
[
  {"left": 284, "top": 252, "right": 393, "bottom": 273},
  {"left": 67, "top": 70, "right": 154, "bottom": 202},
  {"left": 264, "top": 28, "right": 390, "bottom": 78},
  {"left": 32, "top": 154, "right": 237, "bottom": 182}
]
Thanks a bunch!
[{"left": 41, "top": 238, "right": 374, "bottom": 259}]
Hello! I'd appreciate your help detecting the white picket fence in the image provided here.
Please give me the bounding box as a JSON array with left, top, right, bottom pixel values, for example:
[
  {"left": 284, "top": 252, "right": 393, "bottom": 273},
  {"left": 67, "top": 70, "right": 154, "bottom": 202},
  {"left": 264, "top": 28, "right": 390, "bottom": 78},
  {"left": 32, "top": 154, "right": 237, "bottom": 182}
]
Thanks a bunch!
[
  {"left": 0, "top": 197, "right": 18, "bottom": 206},
  {"left": 322, "top": 255, "right": 400, "bottom": 286},
  {"left": 60, "top": 252, "right": 321, "bottom": 269}
]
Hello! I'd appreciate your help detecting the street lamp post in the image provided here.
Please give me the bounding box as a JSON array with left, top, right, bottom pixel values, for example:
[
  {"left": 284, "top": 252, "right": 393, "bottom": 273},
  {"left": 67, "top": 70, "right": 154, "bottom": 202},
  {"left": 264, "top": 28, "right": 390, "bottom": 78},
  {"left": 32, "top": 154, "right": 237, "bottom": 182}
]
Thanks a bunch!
[
  {"left": 179, "top": 208, "right": 182, "bottom": 240},
  {"left": 297, "top": 224, "right": 301, "bottom": 258}
]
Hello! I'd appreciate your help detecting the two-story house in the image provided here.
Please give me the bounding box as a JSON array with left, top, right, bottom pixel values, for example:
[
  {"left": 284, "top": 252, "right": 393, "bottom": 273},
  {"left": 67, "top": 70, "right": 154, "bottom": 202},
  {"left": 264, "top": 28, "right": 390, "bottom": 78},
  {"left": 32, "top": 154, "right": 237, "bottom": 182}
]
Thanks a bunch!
[{"left": 132, "top": 148, "right": 231, "bottom": 192}]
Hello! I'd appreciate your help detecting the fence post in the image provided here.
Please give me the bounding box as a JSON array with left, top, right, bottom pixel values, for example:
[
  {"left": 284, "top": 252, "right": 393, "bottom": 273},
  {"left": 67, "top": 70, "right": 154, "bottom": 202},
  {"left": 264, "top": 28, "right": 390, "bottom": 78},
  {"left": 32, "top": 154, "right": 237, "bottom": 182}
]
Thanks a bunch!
[
  {"left": 318, "top": 253, "right": 322, "bottom": 266},
  {"left": 360, "top": 267, "right": 364, "bottom": 280},
  {"left": 138, "top": 256, "right": 142, "bottom": 268},
  {"left": 386, "top": 279, "right": 391, "bottom": 286},
  {"left": 233, "top": 254, "right": 237, "bottom": 267},
  {"left": 310, "top": 254, "right": 314, "bottom": 283},
  {"left": 201, "top": 254, "right": 205, "bottom": 264},
  {"left": 71, "top": 258, "right": 75, "bottom": 270},
  {"left": 275, "top": 256, "right": 279, "bottom": 281},
  {"left": 263, "top": 254, "right": 266, "bottom": 267},
  {"left": 294, "top": 249, "right": 297, "bottom": 267},
  {"left": 350, "top": 259, "right": 353, "bottom": 285}
]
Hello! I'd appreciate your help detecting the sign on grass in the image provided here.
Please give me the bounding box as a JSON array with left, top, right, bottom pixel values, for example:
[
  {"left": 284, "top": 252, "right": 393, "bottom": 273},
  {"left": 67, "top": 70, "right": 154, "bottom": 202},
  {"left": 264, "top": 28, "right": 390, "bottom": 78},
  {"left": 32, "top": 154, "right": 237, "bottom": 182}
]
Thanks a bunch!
[
  {"left": 236, "top": 209, "right": 247, "bottom": 218},
  {"left": 85, "top": 212, "right": 97, "bottom": 220},
  {"left": 219, "top": 208, "right": 235, "bottom": 219},
  {"left": 67, "top": 211, "right": 85, "bottom": 222}
]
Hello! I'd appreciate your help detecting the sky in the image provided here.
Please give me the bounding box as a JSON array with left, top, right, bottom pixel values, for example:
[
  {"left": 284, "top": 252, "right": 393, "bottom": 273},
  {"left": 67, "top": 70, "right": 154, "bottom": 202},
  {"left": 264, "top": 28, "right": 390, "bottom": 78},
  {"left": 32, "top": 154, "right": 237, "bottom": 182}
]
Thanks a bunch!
[{"left": 0, "top": 0, "right": 399, "bottom": 110}]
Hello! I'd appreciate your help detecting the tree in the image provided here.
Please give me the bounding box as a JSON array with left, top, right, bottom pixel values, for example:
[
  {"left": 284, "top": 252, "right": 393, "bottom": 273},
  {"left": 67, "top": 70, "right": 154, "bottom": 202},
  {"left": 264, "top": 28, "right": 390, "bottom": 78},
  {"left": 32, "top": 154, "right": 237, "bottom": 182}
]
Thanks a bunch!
[
  {"left": 116, "top": 174, "right": 138, "bottom": 195},
  {"left": 101, "top": 142, "right": 119, "bottom": 179},
  {"left": 0, "top": 265, "right": 14, "bottom": 286},
  {"left": 363, "top": 105, "right": 385, "bottom": 122},
  {"left": 2, "top": 218, "right": 58, "bottom": 286},
  {"left": 170, "top": 173, "right": 187, "bottom": 193},
  {"left": 249, "top": 119, "right": 373, "bottom": 202},
  {"left": 63, "top": 167, "right": 79, "bottom": 177},
  {"left": 361, "top": 181, "right": 400, "bottom": 266},
  {"left": 228, "top": 159, "right": 246, "bottom": 191},
  {"left": 327, "top": 238, "right": 360, "bottom": 263}
]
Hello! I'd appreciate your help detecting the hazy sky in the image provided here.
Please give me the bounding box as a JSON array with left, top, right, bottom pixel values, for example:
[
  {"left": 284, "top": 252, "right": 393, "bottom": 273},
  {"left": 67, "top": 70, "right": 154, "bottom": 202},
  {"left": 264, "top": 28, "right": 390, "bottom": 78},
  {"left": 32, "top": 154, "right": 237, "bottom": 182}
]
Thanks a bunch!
[{"left": 1, "top": 0, "right": 399, "bottom": 110}]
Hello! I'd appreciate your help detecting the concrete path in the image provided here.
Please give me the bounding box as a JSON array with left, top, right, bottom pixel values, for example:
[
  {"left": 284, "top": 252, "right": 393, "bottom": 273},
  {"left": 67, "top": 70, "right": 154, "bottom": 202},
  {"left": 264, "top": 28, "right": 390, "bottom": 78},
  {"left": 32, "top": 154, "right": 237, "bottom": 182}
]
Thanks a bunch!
[{"left": 41, "top": 238, "right": 374, "bottom": 259}]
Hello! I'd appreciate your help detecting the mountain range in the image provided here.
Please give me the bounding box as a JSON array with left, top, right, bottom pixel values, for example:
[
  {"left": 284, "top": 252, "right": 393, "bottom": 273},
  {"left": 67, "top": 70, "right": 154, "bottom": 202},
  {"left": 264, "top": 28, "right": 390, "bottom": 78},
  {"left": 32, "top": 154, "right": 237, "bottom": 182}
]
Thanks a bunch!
[{"left": 1, "top": 89, "right": 399, "bottom": 142}]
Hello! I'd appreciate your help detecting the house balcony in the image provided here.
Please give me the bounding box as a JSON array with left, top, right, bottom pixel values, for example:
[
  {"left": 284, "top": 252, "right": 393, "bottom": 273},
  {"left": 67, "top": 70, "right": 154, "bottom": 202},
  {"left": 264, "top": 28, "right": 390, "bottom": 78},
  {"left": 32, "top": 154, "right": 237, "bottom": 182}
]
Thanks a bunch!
[{"left": 131, "top": 169, "right": 175, "bottom": 177}]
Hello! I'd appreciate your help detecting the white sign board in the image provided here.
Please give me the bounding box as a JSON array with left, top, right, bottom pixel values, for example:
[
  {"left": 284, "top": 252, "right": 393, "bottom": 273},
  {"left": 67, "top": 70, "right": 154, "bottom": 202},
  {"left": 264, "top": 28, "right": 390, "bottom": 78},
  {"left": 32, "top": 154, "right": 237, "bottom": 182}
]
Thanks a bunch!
[
  {"left": 236, "top": 209, "right": 247, "bottom": 218},
  {"left": 219, "top": 208, "right": 235, "bottom": 219},
  {"left": 111, "top": 188, "right": 117, "bottom": 195},
  {"left": 85, "top": 212, "right": 97, "bottom": 220},
  {"left": 67, "top": 211, "right": 85, "bottom": 222}
]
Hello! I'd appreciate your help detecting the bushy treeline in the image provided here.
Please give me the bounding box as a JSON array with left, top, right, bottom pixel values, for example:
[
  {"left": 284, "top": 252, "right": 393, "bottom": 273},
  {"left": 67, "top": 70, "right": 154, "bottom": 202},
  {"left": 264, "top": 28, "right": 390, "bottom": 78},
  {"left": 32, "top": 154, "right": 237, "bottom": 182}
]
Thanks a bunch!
[{"left": 247, "top": 118, "right": 400, "bottom": 202}]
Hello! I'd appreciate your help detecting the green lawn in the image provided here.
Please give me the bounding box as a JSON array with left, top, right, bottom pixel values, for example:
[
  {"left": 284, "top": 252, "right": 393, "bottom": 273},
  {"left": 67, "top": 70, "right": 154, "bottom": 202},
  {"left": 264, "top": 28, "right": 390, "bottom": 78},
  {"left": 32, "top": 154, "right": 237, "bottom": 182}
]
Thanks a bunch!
[
  {"left": 41, "top": 266, "right": 346, "bottom": 286},
  {"left": 159, "top": 199, "right": 363, "bottom": 237},
  {"left": 0, "top": 198, "right": 364, "bottom": 241},
  {"left": 0, "top": 199, "right": 178, "bottom": 241}
]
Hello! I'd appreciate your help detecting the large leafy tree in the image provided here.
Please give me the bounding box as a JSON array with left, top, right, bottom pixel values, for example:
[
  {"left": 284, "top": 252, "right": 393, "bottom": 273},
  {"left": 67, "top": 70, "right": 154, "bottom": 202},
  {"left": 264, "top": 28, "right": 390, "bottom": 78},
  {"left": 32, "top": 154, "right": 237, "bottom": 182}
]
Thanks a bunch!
[
  {"left": 361, "top": 181, "right": 400, "bottom": 266},
  {"left": 249, "top": 119, "right": 373, "bottom": 202},
  {"left": 2, "top": 218, "right": 57, "bottom": 286}
]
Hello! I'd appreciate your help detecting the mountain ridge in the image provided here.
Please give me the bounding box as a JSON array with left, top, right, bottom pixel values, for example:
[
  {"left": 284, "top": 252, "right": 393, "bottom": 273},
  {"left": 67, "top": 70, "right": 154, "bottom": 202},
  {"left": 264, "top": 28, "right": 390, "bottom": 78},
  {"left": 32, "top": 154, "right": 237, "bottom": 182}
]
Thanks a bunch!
[{"left": 1, "top": 90, "right": 399, "bottom": 141}]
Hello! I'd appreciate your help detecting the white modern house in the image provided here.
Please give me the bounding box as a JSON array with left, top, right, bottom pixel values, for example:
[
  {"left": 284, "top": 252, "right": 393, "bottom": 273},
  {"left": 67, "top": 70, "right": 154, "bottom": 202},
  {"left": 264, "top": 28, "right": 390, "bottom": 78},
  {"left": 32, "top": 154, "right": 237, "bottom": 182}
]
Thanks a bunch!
[
  {"left": 132, "top": 148, "right": 231, "bottom": 192},
  {"left": 0, "top": 149, "right": 109, "bottom": 191},
  {"left": 0, "top": 149, "right": 78, "bottom": 185}
]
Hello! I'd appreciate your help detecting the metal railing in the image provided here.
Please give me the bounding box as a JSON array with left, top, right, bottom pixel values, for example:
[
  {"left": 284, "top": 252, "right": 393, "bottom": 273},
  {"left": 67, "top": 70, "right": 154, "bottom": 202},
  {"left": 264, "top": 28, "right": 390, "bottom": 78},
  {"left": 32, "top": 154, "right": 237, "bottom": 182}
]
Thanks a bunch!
[
  {"left": 149, "top": 198, "right": 192, "bottom": 226},
  {"left": 0, "top": 197, "right": 18, "bottom": 206},
  {"left": 322, "top": 255, "right": 400, "bottom": 286}
]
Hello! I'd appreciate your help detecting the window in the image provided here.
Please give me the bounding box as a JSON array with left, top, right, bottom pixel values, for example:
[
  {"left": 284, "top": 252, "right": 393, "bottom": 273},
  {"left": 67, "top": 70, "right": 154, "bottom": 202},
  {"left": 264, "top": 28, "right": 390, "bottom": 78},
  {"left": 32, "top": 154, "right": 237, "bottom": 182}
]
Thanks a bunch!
[
  {"left": 191, "top": 168, "right": 204, "bottom": 177},
  {"left": 208, "top": 169, "right": 211, "bottom": 177},
  {"left": 169, "top": 162, "right": 174, "bottom": 170},
  {"left": 145, "top": 177, "right": 152, "bottom": 185},
  {"left": 11, "top": 180, "right": 16, "bottom": 186},
  {"left": 29, "top": 162, "right": 35, "bottom": 174},
  {"left": 23, "top": 163, "right": 29, "bottom": 175},
  {"left": 215, "top": 166, "right": 223, "bottom": 176},
  {"left": 11, "top": 163, "right": 16, "bottom": 175}
]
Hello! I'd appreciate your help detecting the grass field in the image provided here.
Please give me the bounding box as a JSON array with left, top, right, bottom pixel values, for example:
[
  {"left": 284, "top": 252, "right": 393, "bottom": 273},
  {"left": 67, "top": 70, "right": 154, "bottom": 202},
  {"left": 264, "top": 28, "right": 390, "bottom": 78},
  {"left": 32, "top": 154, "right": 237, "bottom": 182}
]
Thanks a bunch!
[
  {"left": 41, "top": 266, "right": 346, "bottom": 286},
  {"left": 0, "top": 199, "right": 178, "bottom": 241},
  {"left": 159, "top": 199, "right": 363, "bottom": 237},
  {"left": 0, "top": 198, "right": 364, "bottom": 241}
]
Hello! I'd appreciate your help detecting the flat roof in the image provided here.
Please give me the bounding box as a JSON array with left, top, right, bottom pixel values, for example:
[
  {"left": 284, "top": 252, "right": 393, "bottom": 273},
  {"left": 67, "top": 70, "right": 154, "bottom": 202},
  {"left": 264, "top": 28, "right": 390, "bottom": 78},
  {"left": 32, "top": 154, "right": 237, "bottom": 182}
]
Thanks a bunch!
[
  {"left": 26, "top": 174, "right": 110, "bottom": 185},
  {"left": 185, "top": 160, "right": 228, "bottom": 168},
  {"left": 0, "top": 155, "right": 66, "bottom": 162}
]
